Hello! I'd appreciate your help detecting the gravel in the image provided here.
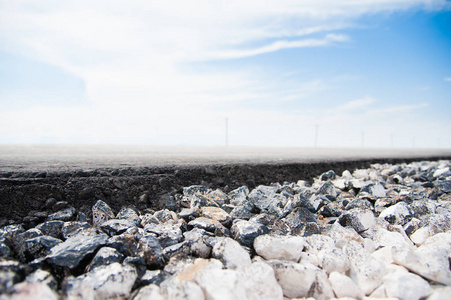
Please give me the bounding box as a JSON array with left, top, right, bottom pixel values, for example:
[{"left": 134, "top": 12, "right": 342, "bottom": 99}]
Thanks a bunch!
[{"left": 1, "top": 159, "right": 451, "bottom": 299}]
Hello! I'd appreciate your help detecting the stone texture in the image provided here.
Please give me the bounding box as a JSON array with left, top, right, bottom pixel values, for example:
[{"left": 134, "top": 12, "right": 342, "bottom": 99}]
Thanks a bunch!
[
  {"left": 253, "top": 234, "right": 304, "bottom": 262},
  {"left": 329, "top": 271, "right": 364, "bottom": 299},
  {"left": 65, "top": 263, "right": 137, "bottom": 300},
  {"left": 47, "top": 234, "right": 108, "bottom": 269},
  {"left": 231, "top": 220, "right": 268, "bottom": 247},
  {"left": 212, "top": 237, "right": 251, "bottom": 269},
  {"left": 92, "top": 200, "right": 115, "bottom": 228},
  {"left": 384, "top": 271, "right": 431, "bottom": 300}
]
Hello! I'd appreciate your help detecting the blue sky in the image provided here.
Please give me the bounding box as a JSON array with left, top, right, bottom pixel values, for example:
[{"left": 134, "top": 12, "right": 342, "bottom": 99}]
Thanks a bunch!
[{"left": 0, "top": 1, "right": 450, "bottom": 147}]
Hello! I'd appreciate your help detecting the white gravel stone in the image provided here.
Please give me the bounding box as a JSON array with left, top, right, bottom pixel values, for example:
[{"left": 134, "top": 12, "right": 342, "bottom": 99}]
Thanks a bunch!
[
  {"left": 195, "top": 268, "right": 246, "bottom": 300},
  {"left": 238, "top": 262, "right": 283, "bottom": 300},
  {"left": 318, "top": 248, "right": 350, "bottom": 274},
  {"left": 254, "top": 235, "right": 304, "bottom": 262},
  {"left": 326, "top": 222, "right": 363, "bottom": 249},
  {"left": 344, "top": 241, "right": 386, "bottom": 295},
  {"left": 299, "top": 252, "right": 320, "bottom": 267},
  {"left": 133, "top": 284, "right": 165, "bottom": 300},
  {"left": 371, "top": 247, "right": 394, "bottom": 266},
  {"left": 373, "top": 228, "right": 413, "bottom": 250},
  {"left": 392, "top": 244, "right": 451, "bottom": 285},
  {"left": 212, "top": 237, "right": 251, "bottom": 269},
  {"left": 267, "top": 260, "right": 318, "bottom": 298},
  {"left": 305, "top": 235, "right": 335, "bottom": 254},
  {"left": 410, "top": 226, "right": 436, "bottom": 245},
  {"left": 65, "top": 263, "right": 138, "bottom": 300},
  {"left": 7, "top": 282, "right": 58, "bottom": 300},
  {"left": 309, "top": 269, "right": 335, "bottom": 300},
  {"left": 370, "top": 183, "right": 387, "bottom": 198},
  {"left": 378, "top": 202, "right": 413, "bottom": 225},
  {"left": 427, "top": 286, "right": 451, "bottom": 300},
  {"left": 384, "top": 271, "right": 431, "bottom": 300},
  {"left": 329, "top": 271, "right": 364, "bottom": 299},
  {"left": 161, "top": 279, "right": 205, "bottom": 300}
]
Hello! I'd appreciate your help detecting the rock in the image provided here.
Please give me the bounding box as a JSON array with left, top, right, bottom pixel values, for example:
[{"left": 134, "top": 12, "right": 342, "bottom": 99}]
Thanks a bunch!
[
  {"left": 427, "top": 286, "right": 451, "bottom": 300},
  {"left": 320, "top": 170, "right": 336, "bottom": 181},
  {"left": 140, "top": 270, "right": 170, "bottom": 286},
  {"left": 124, "top": 256, "right": 147, "bottom": 278},
  {"left": 7, "top": 282, "right": 58, "bottom": 300},
  {"left": 161, "top": 278, "right": 205, "bottom": 300},
  {"left": 201, "top": 207, "right": 232, "bottom": 227},
  {"left": 283, "top": 207, "right": 318, "bottom": 235},
  {"left": 305, "top": 235, "right": 335, "bottom": 254},
  {"left": 435, "top": 180, "right": 451, "bottom": 194},
  {"left": 433, "top": 167, "right": 450, "bottom": 178},
  {"left": 162, "top": 241, "right": 190, "bottom": 261},
  {"left": 0, "top": 268, "right": 22, "bottom": 294},
  {"left": 403, "top": 217, "right": 421, "bottom": 236},
  {"left": 107, "top": 233, "right": 139, "bottom": 257},
  {"left": 190, "top": 194, "right": 220, "bottom": 209},
  {"left": 329, "top": 271, "right": 364, "bottom": 299},
  {"left": 369, "top": 182, "right": 387, "bottom": 198},
  {"left": 47, "top": 234, "right": 108, "bottom": 269},
  {"left": 344, "top": 198, "right": 373, "bottom": 210},
  {"left": 248, "top": 186, "right": 275, "bottom": 212},
  {"left": 267, "top": 260, "right": 317, "bottom": 298},
  {"left": 337, "top": 208, "right": 375, "bottom": 233},
  {"left": 228, "top": 186, "right": 249, "bottom": 206},
  {"left": 231, "top": 220, "right": 268, "bottom": 247},
  {"left": 179, "top": 208, "right": 200, "bottom": 222},
  {"left": 65, "top": 263, "right": 137, "bottom": 300},
  {"left": 133, "top": 284, "right": 165, "bottom": 300},
  {"left": 24, "top": 269, "right": 57, "bottom": 290},
  {"left": 62, "top": 221, "right": 97, "bottom": 239},
  {"left": 144, "top": 222, "right": 184, "bottom": 248},
  {"left": 318, "top": 248, "right": 350, "bottom": 274},
  {"left": 85, "top": 246, "right": 124, "bottom": 272},
  {"left": 35, "top": 221, "right": 64, "bottom": 239},
  {"left": 100, "top": 219, "right": 137, "bottom": 237},
  {"left": 154, "top": 209, "right": 178, "bottom": 223},
  {"left": 392, "top": 232, "right": 451, "bottom": 285},
  {"left": 253, "top": 234, "right": 304, "bottom": 262},
  {"left": 309, "top": 269, "right": 335, "bottom": 300},
  {"left": 0, "top": 238, "right": 11, "bottom": 257},
  {"left": 0, "top": 225, "right": 24, "bottom": 244},
  {"left": 325, "top": 222, "right": 363, "bottom": 249},
  {"left": 212, "top": 237, "right": 251, "bottom": 269},
  {"left": 189, "top": 217, "right": 225, "bottom": 233},
  {"left": 239, "top": 262, "right": 284, "bottom": 300},
  {"left": 183, "top": 185, "right": 208, "bottom": 197},
  {"left": 183, "top": 229, "right": 213, "bottom": 258},
  {"left": 344, "top": 241, "right": 386, "bottom": 295},
  {"left": 205, "top": 189, "right": 229, "bottom": 207},
  {"left": 229, "top": 205, "right": 254, "bottom": 220},
  {"left": 317, "top": 182, "right": 338, "bottom": 198},
  {"left": 47, "top": 207, "right": 76, "bottom": 222},
  {"left": 379, "top": 202, "right": 413, "bottom": 225},
  {"left": 20, "top": 235, "right": 62, "bottom": 262},
  {"left": 384, "top": 271, "right": 431, "bottom": 300},
  {"left": 117, "top": 207, "right": 141, "bottom": 226},
  {"left": 137, "top": 235, "right": 165, "bottom": 268},
  {"left": 92, "top": 200, "right": 115, "bottom": 228},
  {"left": 194, "top": 267, "right": 246, "bottom": 300},
  {"left": 372, "top": 228, "right": 413, "bottom": 250}
]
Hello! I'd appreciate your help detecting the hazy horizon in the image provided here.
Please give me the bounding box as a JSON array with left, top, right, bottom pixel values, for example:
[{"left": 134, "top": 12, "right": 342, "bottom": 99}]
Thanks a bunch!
[{"left": 1, "top": 1, "right": 450, "bottom": 148}]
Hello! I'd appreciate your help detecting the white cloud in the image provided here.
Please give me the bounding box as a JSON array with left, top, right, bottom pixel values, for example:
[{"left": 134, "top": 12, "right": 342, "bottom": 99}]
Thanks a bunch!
[
  {"left": 445, "top": 77, "right": 451, "bottom": 82},
  {"left": 339, "top": 96, "right": 376, "bottom": 110}
]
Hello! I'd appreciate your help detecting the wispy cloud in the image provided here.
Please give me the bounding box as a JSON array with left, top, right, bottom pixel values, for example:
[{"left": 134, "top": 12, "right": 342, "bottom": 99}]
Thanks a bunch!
[
  {"left": 209, "top": 34, "right": 349, "bottom": 60},
  {"left": 445, "top": 77, "right": 451, "bottom": 82},
  {"left": 339, "top": 96, "right": 376, "bottom": 110}
]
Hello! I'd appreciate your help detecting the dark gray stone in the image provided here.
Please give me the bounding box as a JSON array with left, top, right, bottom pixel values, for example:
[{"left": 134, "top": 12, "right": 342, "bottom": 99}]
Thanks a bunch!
[
  {"left": 35, "top": 221, "right": 64, "bottom": 239},
  {"left": 48, "top": 207, "right": 76, "bottom": 222},
  {"left": 138, "top": 235, "right": 164, "bottom": 269},
  {"left": 117, "top": 207, "right": 141, "bottom": 226},
  {"left": 141, "top": 270, "right": 170, "bottom": 286},
  {"left": 320, "top": 170, "right": 336, "bottom": 181},
  {"left": 20, "top": 235, "right": 62, "bottom": 262},
  {"left": 179, "top": 208, "right": 200, "bottom": 221},
  {"left": 47, "top": 234, "right": 109, "bottom": 269},
  {"left": 86, "top": 247, "right": 124, "bottom": 272},
  {"left": 231, "top": 220, "right": 269, "bottom": 247},
  {"left": 100, "top": 219, "right": 136, "bottom": 237},
  {"left": 107, "top": 233, "right": 140, "bottom": 257},
  {"left": 124, "top": 256, "right": 147, "bottom": 278}
]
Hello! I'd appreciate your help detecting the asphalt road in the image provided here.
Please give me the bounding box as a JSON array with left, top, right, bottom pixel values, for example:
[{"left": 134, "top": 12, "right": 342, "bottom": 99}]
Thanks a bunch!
[{"left": 1, "top": 145, "right": 450, "bottom": 173}]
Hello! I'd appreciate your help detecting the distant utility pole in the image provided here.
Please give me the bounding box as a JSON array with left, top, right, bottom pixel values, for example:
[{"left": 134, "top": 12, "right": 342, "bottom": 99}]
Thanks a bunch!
[
  {"left": 225, "top": 117, "right": 229, "bottom": 147},
  {"left": 361, "top": 131, "right": 364, "bottom": 147},
  {"left": 314, "top": 124, "right": 319, "bottom": 148}
]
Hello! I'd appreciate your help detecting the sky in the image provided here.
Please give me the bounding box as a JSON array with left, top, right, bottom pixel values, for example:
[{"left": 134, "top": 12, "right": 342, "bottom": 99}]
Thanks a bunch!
[{"left": 0, "top": 0, "right": 450, "bottom": 148}]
